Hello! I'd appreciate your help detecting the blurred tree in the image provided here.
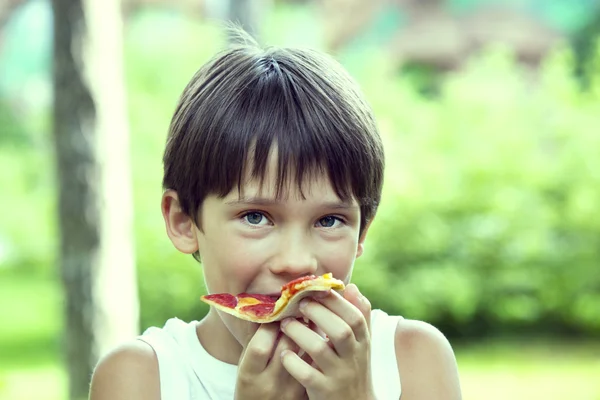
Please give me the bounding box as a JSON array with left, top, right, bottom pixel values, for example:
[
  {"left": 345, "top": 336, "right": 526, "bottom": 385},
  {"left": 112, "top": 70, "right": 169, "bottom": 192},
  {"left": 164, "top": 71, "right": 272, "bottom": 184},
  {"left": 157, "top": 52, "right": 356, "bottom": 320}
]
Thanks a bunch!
[
  {"left": 227, "top": 0, "right": 267, "bottom": 37},
  {"left": 572, "top": 4, "right": 600, "bottom": 89},
  {"left": 0, "top": 99, "right": 28, "bottom": 146},
  {"left": 51, "top": 0, "right": 138, "bottom": 399},
  {"left": 121, "top": 0, "right": 205, "bottom": 20},
  {"left": 0, "top": 0, "right": 26, "bottom": 55},
  {"left": 319, "top": 0, "right": 385, "bottom": 52},
  {"left": 0, "top": 0, "right": 25, "bottom": 29},
  {"left": 318, "top": 0, "right": 561, "bottom": 77},
  {"left": 203, "top": 0, "right": 273, "bottom": 40}
]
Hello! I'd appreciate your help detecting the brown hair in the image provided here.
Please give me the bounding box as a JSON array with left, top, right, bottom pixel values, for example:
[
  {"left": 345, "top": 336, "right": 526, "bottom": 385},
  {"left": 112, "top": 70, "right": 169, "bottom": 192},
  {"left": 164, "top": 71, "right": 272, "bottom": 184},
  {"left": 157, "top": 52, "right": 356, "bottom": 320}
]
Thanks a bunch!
[{"left": 163, "top": 29, "right": 384, "bottom": 258}]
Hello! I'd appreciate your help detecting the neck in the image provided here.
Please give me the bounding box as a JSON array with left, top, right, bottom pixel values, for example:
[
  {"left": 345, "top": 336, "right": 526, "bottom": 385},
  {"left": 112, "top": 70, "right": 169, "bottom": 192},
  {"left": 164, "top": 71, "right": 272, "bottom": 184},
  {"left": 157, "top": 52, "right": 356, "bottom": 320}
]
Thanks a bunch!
[{"left": 195, "top": 309, "right": 248, "bottom": 365}]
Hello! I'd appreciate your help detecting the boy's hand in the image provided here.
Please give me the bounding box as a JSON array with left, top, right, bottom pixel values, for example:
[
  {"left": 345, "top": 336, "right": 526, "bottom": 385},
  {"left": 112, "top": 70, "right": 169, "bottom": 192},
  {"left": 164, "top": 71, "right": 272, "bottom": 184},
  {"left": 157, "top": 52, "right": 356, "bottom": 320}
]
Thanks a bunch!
[
  {"left": 279, "top": 284, "right": 375, "bottom": 400},
  {"left": 235, "top": 322, "right": 308, "bottom": 400}
]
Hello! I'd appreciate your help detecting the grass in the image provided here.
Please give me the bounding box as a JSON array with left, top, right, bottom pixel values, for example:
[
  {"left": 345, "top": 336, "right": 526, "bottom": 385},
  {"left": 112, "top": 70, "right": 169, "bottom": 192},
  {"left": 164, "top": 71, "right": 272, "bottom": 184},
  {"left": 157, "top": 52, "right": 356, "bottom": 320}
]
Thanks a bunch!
[
  {"left": 0, "top": 366, "right": 66, "bottom": 400},
  {"left": 1, "top": 269, "right": 599, "bottom": 400},
  {"left": 457, "top": 339, "right": 600, "bottom": 400},
  {"left": 0, "top": 268, "right": 66, "bottom": 400}
]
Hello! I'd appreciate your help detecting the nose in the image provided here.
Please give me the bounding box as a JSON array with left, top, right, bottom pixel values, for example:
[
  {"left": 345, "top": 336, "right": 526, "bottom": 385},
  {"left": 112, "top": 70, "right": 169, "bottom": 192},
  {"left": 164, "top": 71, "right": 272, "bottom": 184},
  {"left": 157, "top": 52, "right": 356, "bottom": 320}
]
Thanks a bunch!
[{"left": 268, "top": 230, "right": 318, "bottom": 277}]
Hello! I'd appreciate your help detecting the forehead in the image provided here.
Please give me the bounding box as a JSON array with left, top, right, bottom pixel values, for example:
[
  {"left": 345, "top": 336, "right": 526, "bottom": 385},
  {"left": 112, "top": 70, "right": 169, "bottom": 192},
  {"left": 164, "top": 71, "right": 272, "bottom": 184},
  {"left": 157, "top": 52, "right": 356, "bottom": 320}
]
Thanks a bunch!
[{"left": 230, "top": 145, "right": 345, "bottom": 202}]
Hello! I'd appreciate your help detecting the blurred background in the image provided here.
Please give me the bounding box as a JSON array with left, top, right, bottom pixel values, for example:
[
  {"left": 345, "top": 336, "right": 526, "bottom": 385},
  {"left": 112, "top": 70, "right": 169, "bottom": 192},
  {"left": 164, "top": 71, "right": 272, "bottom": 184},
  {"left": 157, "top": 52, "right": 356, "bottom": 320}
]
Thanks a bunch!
[{"left": 1, "top": 0, "right": 600, "bottom": 399}]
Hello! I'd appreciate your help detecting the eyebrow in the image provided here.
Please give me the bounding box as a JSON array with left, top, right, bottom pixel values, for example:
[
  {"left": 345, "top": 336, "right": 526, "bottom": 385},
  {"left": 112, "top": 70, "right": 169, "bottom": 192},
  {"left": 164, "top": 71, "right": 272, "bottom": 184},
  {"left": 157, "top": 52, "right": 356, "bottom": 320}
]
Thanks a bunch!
[{"left": 225, "top": 197, "right": 358, "bottom": 210}]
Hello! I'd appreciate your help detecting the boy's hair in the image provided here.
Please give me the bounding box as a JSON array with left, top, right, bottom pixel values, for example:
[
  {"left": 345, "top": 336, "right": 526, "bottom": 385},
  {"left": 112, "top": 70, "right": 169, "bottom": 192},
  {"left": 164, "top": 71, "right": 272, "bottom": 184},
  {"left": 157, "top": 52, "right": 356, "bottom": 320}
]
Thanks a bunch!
[{"left": 162, "top": 28, "right": 384, "bottom": 257}]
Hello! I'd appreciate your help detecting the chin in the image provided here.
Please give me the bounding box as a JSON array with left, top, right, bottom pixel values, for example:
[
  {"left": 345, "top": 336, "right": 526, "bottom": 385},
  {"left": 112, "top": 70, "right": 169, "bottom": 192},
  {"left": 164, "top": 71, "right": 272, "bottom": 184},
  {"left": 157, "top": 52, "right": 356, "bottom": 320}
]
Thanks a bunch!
[{"left": 218, "top": 309, "right": 261, "bottom": 347}]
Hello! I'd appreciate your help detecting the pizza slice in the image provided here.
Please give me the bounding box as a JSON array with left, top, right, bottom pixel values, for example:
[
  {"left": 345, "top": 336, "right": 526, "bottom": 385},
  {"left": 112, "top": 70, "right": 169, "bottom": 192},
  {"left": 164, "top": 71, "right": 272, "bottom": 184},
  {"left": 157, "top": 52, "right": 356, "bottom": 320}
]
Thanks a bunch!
[{"left": 200, "top": 273, "right": 345, "bottom": 323}]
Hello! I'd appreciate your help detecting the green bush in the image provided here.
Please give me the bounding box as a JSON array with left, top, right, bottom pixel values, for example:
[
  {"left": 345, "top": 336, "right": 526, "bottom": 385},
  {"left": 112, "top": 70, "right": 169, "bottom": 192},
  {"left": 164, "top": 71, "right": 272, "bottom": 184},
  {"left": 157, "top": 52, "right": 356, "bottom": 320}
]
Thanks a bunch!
[
  {"left": 127, "top": 23, "right": 600, "bottom": 336},
  {"left": 124, "top": 11, "right": 226, "bottom": 329},
  {"left": 3, "top": 10, "right": 599, "bottom": 337},
  {"left": 354, "top": 45, "right": 600, "bottom": 336}
]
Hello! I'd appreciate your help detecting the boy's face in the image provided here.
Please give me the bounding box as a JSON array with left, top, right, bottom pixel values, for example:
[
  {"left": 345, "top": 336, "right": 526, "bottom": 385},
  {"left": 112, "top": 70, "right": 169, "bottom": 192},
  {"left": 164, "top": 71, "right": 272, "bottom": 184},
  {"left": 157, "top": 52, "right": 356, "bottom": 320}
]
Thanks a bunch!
[{"left": 163, "top": 153, "right": 371, "bottom": 357}]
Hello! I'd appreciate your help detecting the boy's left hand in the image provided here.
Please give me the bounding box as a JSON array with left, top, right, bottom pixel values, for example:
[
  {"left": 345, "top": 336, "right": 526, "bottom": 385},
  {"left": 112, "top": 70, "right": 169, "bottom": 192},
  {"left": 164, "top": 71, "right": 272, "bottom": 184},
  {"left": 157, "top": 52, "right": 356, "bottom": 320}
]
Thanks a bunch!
[{"left": 279, "top": 284, "right": 375, "bottom": 400}]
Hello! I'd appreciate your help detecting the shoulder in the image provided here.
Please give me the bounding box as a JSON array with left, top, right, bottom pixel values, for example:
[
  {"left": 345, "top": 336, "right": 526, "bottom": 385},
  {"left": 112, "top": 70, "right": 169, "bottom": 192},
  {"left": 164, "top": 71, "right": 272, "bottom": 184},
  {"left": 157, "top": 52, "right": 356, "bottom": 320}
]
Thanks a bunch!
[
  {"left": 89, "top": 340, "right": 160, "bottom": 400},
  {"left": 394, "top": 318, "right": 462, "bottom": 400}
]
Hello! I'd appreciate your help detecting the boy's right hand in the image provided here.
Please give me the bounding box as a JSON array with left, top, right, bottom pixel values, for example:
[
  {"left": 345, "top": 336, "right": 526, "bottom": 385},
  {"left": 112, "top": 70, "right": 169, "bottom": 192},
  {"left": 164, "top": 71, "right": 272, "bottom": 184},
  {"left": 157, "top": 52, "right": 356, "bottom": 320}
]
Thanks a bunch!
[{"left": 235, "top": 323, "right": 308, "bottom": 400}]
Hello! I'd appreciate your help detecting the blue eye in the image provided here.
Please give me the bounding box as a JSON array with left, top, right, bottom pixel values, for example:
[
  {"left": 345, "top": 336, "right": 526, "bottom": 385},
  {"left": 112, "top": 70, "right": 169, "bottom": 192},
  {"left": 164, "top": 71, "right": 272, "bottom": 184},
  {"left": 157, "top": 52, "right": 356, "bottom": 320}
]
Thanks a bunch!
[
  {"left": 318, "top": 216, "right": 337, "bottom": 227},
  {"left": 244, "top": 212, "right": 265, "bottom": 225}
]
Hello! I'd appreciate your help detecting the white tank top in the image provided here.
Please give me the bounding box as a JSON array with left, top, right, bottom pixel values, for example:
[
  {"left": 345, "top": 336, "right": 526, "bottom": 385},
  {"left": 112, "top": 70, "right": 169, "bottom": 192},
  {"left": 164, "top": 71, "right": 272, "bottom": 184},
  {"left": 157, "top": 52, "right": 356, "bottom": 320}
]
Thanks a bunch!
[{"left": 138, "top": 309, "right": 402, "bottom": 400}]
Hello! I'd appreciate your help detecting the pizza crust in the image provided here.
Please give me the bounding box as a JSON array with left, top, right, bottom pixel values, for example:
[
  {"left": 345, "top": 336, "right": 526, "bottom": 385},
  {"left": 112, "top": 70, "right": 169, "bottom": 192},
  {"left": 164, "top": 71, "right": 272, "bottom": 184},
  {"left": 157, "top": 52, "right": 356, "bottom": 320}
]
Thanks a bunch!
[{"left": 200, "top": 273, "right": 345, "bottom": 323}]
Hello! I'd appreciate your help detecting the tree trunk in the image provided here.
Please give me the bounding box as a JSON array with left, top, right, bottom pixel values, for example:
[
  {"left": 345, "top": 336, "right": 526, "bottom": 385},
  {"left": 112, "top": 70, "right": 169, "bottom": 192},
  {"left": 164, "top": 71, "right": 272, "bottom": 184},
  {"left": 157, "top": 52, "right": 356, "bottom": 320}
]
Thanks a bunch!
[{"left": 51, "top": 0, "right": 139, "bottom": 399}]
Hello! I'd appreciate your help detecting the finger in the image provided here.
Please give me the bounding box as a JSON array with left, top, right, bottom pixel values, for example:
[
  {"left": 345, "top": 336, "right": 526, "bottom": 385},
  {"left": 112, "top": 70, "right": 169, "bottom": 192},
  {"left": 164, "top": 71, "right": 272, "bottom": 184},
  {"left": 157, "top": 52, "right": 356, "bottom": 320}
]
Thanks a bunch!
[
  {"left": 271, "top": 324, "right": 311, "bottom": 398},
  {"left": 311, "top": 290, "right": 331, "bottom": 300},
  {"left": 299, "top": 298, "right": 357, "bottom": 356},
  {"left": 344, "top": 284, "right": 372, "bottom": 336},
  {"left": 239, "top": 323, "right": 280, "bottom": 373},
  {"left": 281, "top": 348, "right": 325, "bottom": 391},
  {"left": 304, "top": 320, "right": 334, "bottom": 371},
  {"left": 308, "top": 320, "right": 331, "bottom": 344},
  {"left": 311, "top": 285, "right": 371, "bottom": 343},
  {"left": 267, "top": 327, "right": 300, "bottom": 373},
  {"left": 280, "top": 318, "right": 337, "bottom": 372}
]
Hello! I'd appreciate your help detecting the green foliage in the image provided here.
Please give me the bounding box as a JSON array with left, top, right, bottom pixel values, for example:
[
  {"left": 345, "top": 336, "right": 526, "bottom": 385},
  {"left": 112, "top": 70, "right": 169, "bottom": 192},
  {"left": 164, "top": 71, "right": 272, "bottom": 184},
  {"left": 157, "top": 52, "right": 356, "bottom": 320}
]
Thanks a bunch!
[
  {"left": 355, "top": 44, "right": 600, "bottom": 335},
  {"left": 0, "top": 146, "right": 55, "bottom": 272},
  {"left": 124, "top": 12, "right": 225, "bottom": 329},
  {"left": 0, "top": 100, "right": 29, "bottom": 146},
  {"left": 125, "top": 26, "right": 600, "bottom": 335},
  {"left": 2, "top": 12, "right": 600, "bottom": 337}
]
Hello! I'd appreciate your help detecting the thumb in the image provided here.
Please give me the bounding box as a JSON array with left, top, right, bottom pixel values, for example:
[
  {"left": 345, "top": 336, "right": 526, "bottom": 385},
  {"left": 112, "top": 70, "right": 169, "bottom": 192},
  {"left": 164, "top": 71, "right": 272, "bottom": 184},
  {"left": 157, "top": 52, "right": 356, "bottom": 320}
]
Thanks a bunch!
[{"left": 344, "top": 283, "right": 372, "bottom": 334}]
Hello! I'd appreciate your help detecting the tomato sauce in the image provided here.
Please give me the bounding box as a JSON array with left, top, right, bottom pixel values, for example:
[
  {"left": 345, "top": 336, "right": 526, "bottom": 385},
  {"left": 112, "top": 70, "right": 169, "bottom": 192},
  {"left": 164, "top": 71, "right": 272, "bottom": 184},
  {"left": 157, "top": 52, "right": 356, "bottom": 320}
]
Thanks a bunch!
[
  {"left": 240, "top": 303, "right": 276, "bottom": 317},
  {"left": 203, "top": 293, "right": 238, "bottom": 309},
  {"left": 282, "top": 275, "right": 317, "bottom": 296}
]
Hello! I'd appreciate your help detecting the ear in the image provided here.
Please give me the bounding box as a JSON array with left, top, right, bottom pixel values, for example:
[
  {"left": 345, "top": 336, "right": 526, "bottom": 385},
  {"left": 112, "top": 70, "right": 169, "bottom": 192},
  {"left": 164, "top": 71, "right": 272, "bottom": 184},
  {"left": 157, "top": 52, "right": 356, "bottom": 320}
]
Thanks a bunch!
[
  {"left": 356, "top": 218, "right": 374, "bottom": 259},
  {"left": 161, "top": 190, "right": 199, "bottom": 254}
]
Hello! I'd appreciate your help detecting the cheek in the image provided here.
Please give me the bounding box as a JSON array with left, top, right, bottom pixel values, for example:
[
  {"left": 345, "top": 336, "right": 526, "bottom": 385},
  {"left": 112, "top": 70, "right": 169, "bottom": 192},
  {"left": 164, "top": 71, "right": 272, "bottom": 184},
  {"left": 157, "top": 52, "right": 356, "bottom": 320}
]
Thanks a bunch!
[
  {"left": 201, "top": 233, "right": 268, "bottom": 293},
  {"left": 319, "top": 236, "right": 359, "bottom": 282}
]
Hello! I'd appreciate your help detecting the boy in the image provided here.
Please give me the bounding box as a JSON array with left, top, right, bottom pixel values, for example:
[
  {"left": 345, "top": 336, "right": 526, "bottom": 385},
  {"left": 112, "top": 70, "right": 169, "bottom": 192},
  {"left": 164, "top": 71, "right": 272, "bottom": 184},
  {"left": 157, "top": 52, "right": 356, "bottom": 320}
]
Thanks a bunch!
[{"left": 89, "top": 28, "right": 462, "bottom": 400}]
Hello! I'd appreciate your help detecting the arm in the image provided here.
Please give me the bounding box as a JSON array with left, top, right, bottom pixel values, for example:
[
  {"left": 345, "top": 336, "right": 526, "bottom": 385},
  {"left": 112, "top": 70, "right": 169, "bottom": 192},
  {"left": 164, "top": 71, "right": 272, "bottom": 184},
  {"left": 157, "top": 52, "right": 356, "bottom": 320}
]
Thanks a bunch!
[
  {"left": 89, "top": 340, "right": 161, "bottom": 400},
  {"left": 395, "top": 320, "right": 462, "bottom": 400}
]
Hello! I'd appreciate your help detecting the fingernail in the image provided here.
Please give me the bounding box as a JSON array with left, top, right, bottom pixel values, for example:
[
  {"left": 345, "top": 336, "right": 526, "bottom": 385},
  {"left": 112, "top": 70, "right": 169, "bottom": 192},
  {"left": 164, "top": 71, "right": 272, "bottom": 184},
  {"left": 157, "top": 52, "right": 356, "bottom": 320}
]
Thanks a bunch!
[
  {"left": 280, "top": 318, "right": 292, "bottom": 329},
  {"left": 360, "top": 293, "right": 370, "bottom": 306},
  {"left": 349, "top": 284, "right": 368, "bottom": 304},
  {"left": 299, "top": 299, "right": 309, "bottom": 310},
  {"left": 352, "top": 284, "right": 364, "bottom": 299},
  {"left": 345, "top": 283, "right": 358, "bottom": 297}
]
